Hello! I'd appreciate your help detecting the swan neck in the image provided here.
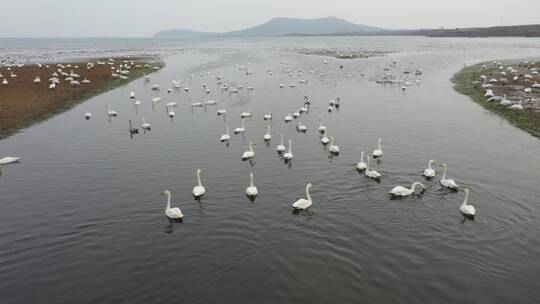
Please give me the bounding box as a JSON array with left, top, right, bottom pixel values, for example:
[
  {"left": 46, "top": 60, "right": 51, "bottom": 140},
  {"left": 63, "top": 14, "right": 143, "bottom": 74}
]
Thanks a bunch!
[
  {"left": 428, "top": 160, "right": 433, "bottom": 170},
  {"left": 197, "top": 170, "right": 202, "bottom": 187},
  {"left": 226, "top": 125, "right": 229, "bottom": 135},
  {"left": 250, "top": 173, "right": 254, "bottom": 187},
  {"left": 280, "top": 134, "right": 283, "bottom": 145},
  {"left": 165, "top": 192, "right": 171, "bottom": 209},
  {"left": 361, "top": 151, "right": 364, "bottom": 161},
  {"left": 288, "top": 140, "right": 292, "bottom": 153},
  {"left": 462, "top": 191, "right": 469, "bottom": 206},
  {"left": 442, "top": 166, "right": 447, "bottom": 180},
  {"left": 306, "top": 185, "right": 311, "bottom": 201},
  {"left": 378, "top": 139, "right": 382, "bottom": 150}
]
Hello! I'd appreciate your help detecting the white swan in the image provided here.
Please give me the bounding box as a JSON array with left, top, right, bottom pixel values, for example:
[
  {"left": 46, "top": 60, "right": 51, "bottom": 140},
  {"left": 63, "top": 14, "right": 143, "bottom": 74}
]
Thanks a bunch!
[
  {"left": 440, "top": 163, "right": 459, "bottom": 189},
  {"left": 293, "top": 111, "right": 300, "bottom": 118},
  {"left": 283, "top": 140, "right": 294, "bottom": 160},
  {"left": 129, "top": 89, "right": 136, "bottom": 99},
  {"left": 0, "top": 157, "right": 21, "bottom": 164},
  {"left": 162, "top": 190, "right": 183, "bottom": 219},
  {"left": 390, "top": 182, "right": 425, "bottom": 197},
  {"left": 217, "top": 108, "right": 226, "bottom": 116},
  {"left": 321, "top": 135, "right": 330, "bottom": 145},
  {"left": 242, "top": 142, "right": 255, "bottom": 160},
  {"left": 284, "top": 113, "right": 292, "bottom": 122},
  {"left": 205, "top": 100, "right": 218, "bottom": 105},
  {"left": 460, "top": 188, "right": 476, "bottom": 216},
  {"left": 84, "top": 112, "right": 92, "bottom": 120},
  {"left": 241, "top": 110, "right": 252, "bottom": 118},
  {"left": 509, "top": 100, "right": 523, "bottom": 110},
  {"left": 107, "top": 105, "right": 117, "bottom": 117},
  {"left": 423, "top": 160, "right": 436, "bottom": 177},
  {"left": 373, "top": 138, "right": 383, "bottom": 158},
  {"left": 138, "top": 117, "right": 150, "bottom": 130},
  {"left": 276, "top": 134, "right": 286, "bottom": 152},
  {"left": 168, "top": 108, "right": 175, "bottom": 117},
  {"left": 356, "top": 151, "right": 367, "bottom": 170},
  {"left": 264, "top": 112, "right": 272, "bottom": 120},
  {"left": 192, "top": 169, "right": 206, "bottom": 197},
  {"left": 220, "top": 125, "right": 231, "bottom": 142},
  {"left": 234, "top": 119, "right": 246, "bottom": 134},
  {"left": 245, "top": 172, "right": 258, "bottom": 197},
  {"left": 292, "top": 183, "right": 312, "bottom": 210},
  {"left": 318, "top": 118, "right": 326, "bottom": 133},
  {"left": 365, "top": 157, "right": 381, "bottom": 179},
  {"left": 296, "top": 121, "right": 307, "bottom": 132},
  {"left": 263, "top": 125, "right": 272, "bottom": 141},
  {"left": 328, "top": 136, "right": 339, "bottom": 154}
]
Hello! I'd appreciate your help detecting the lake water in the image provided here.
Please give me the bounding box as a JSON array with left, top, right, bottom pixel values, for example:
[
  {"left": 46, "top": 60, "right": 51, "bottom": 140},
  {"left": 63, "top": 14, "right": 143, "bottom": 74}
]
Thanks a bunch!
[{"left": 1, "top": 36, "right": 540, "bottom": 304}]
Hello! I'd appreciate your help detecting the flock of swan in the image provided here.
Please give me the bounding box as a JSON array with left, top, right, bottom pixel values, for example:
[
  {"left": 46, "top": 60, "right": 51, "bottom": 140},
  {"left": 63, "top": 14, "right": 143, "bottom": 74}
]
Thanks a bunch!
[{"left": 1, "top": 57, "right": 478, "bottom": 221}]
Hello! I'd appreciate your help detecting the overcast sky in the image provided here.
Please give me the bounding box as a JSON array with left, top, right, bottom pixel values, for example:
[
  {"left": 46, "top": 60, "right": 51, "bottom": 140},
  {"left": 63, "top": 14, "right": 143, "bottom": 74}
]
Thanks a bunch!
[{"left": 2, "top": 0, "right": 539, "bottom": 37}]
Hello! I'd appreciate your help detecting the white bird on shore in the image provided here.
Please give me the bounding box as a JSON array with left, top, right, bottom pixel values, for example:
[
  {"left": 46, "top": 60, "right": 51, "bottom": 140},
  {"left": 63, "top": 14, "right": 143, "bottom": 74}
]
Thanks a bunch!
[
  {"left": 365, "top": 157, "right": 381, "bottom": 179},
  {"left": 283, "top": 140, "right": 294, "bottom": 161},
  {"left": 141, "top": 117, "right": 151, "bottom": 130},
  {"left": 82, "top": 78, "right": 91, "bottom": 84},
  {"left": 234, "top": 119, "right": 246, "bottom": 134},
  {"left": 373, "top": 138, "right": 383, "bottom": 158},
  {"left": 390, "top": 182, "right": 425, "bottom": 197},
  {"left": 460, "top": 188, "right": 476, "bottom": 216},
  {"left": 276, "top": 134, "right": 286, "bottom": 152},
  {"left": 107, "top": 105, "right": 117, "bottom": 117},
  {"left": 2, "top": 78, "right": 8, "bottom": 85},
  {"left": 328, "top": 136, "right": 339, "bottom": 154},
  {"left": 440, "top": 163, "right": 459, "bottom": 189},
  {"left": 84, "top": 112, "right": 92, "bottom": 119},
  {"left": 245, "top": 172, "right": 258, "bottom": 197},
  {"left": 263, "top": 125, "right": 272, "bottom": 141},
  {"left": 220, "top": 125, "right": 231, "bottom": 142},
  {"left": 292, "top": 183, "right": 312, "bottom": 210},
  {"left": 242, "top": 142, "right": 255, "bottom": 160},
  {"left": 356, "top": 151, "right": 367, "bottom": 171},
  {"left": 423, "top": 160, "right": 436, "bottom": 178},
  {"left": 162, "top": 190, "right": 183, "bottom": 219},
  {"left": 318, "top": 117, "right": 326, "bottom": 133},
  {"left": 509, "top": 100, "right": 523, "bottom": 110},
  {"left": 192, "top": 169, "right": 206, "bottom": 197},
  {"left": 49, "top": 83, "right": 55, "bottom": 89},
  {"left": 33, "top": 76, "right": 41, "bottom": 84},
  {"left": 0, "top": 157, "right": 21, "bottom": 164}
]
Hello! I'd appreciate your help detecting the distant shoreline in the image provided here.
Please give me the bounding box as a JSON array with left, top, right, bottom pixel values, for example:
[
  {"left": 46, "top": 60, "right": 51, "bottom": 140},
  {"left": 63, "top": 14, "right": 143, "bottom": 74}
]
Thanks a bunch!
[{"left": 0, "top": 57, "right": 163, "bottom": 140}]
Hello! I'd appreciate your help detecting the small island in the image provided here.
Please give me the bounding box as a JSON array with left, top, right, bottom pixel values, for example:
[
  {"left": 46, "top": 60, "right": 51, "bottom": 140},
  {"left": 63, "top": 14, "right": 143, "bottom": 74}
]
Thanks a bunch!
[
  {"left": 452, "top": 60, "right": 540, "bottom": 138},
  {"left": 0, "top": 57, "right": 163, "bottom": 139}
]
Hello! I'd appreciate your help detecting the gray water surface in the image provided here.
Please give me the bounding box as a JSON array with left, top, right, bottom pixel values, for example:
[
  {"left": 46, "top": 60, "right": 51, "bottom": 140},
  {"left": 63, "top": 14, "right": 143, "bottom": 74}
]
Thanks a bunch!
[{"left": 1, "top": 37, "right": 540, "bottom": 304}]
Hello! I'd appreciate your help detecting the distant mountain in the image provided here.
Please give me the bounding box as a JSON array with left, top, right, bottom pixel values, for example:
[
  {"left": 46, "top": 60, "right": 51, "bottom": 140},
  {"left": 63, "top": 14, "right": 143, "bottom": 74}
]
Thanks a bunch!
[
  {"left": 224, "top": 17, "right": 383, "bottom": 36},
  {"left": 153, "top": 29, "right": 218, "bottom": 38}
]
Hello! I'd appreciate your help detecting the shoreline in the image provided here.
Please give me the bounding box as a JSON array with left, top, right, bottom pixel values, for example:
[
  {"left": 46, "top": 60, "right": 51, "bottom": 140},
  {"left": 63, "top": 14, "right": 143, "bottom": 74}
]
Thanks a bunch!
[
  {"left": 0, "top": 57, "right": 163, "bottom": 140},
  {"left": 452, "top": 60, "right": 540, "bottom": 138}
]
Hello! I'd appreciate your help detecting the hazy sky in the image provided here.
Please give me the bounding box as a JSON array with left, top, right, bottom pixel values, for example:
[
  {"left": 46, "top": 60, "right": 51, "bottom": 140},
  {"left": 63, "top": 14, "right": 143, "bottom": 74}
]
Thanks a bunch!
[{"left": 2, "top": 0, "right": 539, "bottom": 37}]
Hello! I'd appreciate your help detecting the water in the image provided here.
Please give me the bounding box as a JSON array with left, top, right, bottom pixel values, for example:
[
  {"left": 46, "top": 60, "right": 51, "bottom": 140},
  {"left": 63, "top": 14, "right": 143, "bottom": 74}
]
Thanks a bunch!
[{"left": 1, "top": 37, "right": 540, "bottom": 304}]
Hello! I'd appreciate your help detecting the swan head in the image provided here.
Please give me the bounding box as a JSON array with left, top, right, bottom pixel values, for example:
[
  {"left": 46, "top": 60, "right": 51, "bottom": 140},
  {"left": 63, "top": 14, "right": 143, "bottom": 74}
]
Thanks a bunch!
[
  {"left": 464, "top": 188, "right": 470, "bottom": 194},
  {"left": 197, "top": 168, "right": 202, "bottom": 175},
  {"left": 442, "top": 163, "right": 447, "bottom": 169},
  {"left": 306, "top": 183, "right": 312, "bottom": 190},
  {"left": 161, "top": 190, "right": 170, "bottom": 196}
]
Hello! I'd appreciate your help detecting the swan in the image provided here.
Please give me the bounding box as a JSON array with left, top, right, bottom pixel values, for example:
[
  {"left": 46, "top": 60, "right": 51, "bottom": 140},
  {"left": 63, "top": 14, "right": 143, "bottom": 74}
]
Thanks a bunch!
[
  {"left": 263, "top": 125, "right": 272, "bottom": 141},
  {"left": 234, "top": 119, "right": 246, "bottom": 134},
  {"left": 373, "top": 138, "right": 383, "bottom": 158},
  {"left": 280, "top": 83, "right": 284, "bottom": 88},
  {"left": 162, "top": 190, "right": 183, "bottom": 219},
  {"left": 168, "top": 107, "right": 175, "bottom": 117},
  {"left": 509, "top": 100, "right": 523, "bottom": 110},
  {"left": 129, "top": 90, "right": 136, "bottom": 99},
  {"left": 440, "top": 163, "right": 459, "bottom": 189},
  {"left": 365, "top": 157, "right": 381, "bottom": 179},
  {"left": 328, "top": 136, "right": 339, "bottom": 154},
  {"left": 245, "top": 172, "right": 258, "bottom": 197},
  {"left": 299, "top": 105, "right": 309, "bottom": 113},
  {"left": 321, "top": 135, "right": 330, "bottom": 145},
  {"left": 296, "top": 121, "right": 307, "bottom": 132},
  {"left": 84, "top": 112, "right": 92, "bottom": 120},
  {"left": 192, "top": 169, "right": 206, "bottom": 197},
  {"left": 241, "top": 110, "right": 252, "bottom": 118},
  {"left": 276, "top": 134, "right": 286, "bottom": 152},
  {"left": 205, "top": 100, "right": 218, "bottom": 105},
  {"left": 217, "top": 108, "right": 227, "bottom": 116},
  {"left": 82, "top": 78, "right": 90, "bottom": 84},
  {"left": 107, "top": 105, "right": 117, "bottom": 117},
  {"left": 152, "top": 97, "right": 162, "bottom": 102},
  {"left": 460, "top": 188, "right": 476, "bottom": 216},
  {"left": 220, "top": 125, "right": 231, "bottom": 142},
  {"left": 242, "top": 142, "right": 255, "bottom": 160},
  {"left": 318, "top": 118, "right": 326, "bottom": 133},
  {"left": 356, "top": 151, "right": 367, "bottom": 171},
  {"left": 166, "top": 101, "right": 178, "bottom": 107},
  {"left": 283, "top": 140, "right": 294, "bottom": 160},
  {"left": 190, "top": 102, "right": 204, "bottom": 107},
  {"left": 292, "top": 183, "right": 312, "bottom": 210},
  {"left": 423, "top": 160, "right": 436, "bottom": 177},
  {"left": 264, "top": 112, "right": 272, "bottom": 120},
  {"left": 293, "top": 111, "right": 300, "bottom": 118},
  {"left": 390, "top": 182, "right": 425, "bottom": 197},
  {"left": 151, "top": 84, "right": 160, "bottom": 90},
  {"left": 141, "top": 117, "right": 151, "bottom": 130},
  {"left": 284, "top": 113, "right": 292, "bottom": 122},
  {"left": 0, "top": 157, "right": 21, "bottom": 164},
  {"left": 327, "top": 105, "right": 333, "bottom": 112},
  {"left": 33, "top": 77, "right": 41, "bottom": 83}
]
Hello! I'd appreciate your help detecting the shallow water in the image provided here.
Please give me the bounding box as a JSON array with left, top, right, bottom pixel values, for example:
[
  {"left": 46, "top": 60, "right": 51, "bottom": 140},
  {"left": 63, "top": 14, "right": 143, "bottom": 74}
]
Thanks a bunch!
[{"left": 1, "top": 36, "right": 540, "bottom": 304}]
